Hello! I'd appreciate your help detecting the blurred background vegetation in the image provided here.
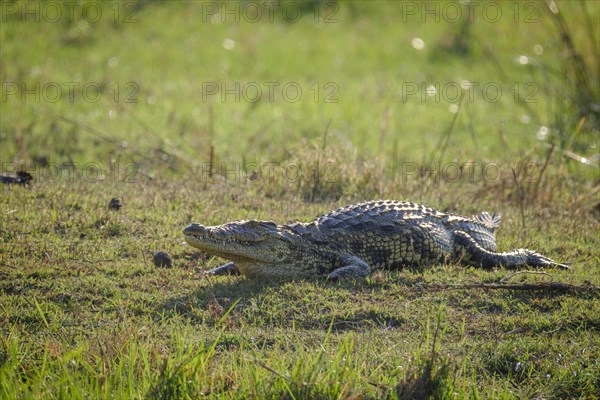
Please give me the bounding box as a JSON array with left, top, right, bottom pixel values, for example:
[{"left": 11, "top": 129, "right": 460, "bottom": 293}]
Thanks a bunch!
[{"left": 1, "top": 0, "right": 598, "bottom": 203}]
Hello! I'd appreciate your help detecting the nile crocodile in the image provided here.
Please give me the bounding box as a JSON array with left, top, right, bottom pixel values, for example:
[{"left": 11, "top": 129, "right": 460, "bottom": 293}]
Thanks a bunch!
[{"left": 183, "top": 200, "right": 569, "bottom": 279}]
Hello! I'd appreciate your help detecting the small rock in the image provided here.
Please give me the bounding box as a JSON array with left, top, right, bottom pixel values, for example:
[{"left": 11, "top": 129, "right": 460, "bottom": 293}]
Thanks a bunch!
[
  {"left": 153, "top": 251, "right": 172, "bottom": 268},
  {"left": 1, "top": 171, "right": 33, "bottom": 185},
  {"left": 108, "top": 198, "right": 122, "bottom": 211}
]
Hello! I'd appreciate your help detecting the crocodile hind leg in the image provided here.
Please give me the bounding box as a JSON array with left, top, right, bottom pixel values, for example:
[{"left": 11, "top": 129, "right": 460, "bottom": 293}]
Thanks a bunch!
[
  {"left": 205, "top": 262, "right": 240, "bottom": 275},
  {"left": 454, "top": 231, "right": 570, "bottom": 270}
]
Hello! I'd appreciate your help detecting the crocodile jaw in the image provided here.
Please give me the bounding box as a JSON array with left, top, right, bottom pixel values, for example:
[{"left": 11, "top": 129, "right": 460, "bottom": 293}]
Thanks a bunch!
[{"left": 183, "top": 222, "right": 290, "bottom": 264}]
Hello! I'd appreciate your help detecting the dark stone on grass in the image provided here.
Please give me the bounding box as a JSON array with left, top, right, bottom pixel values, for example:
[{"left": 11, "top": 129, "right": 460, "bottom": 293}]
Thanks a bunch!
[
  {"left": 108, "top": 198, "right": 122, "bottom": 210},
  {"left": 153, "top": 251, "right": 172, "bottom": 268},
  {"left": 0, "top": 171, "right": 33, "bottom": 185}
]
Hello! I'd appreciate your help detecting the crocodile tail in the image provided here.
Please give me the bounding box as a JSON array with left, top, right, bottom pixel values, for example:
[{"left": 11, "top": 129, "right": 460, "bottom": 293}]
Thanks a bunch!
[
  {"left": 454, "top": 231, "right": 571, "bottom": 270},
  {"left": 475, "top": 211, "right": 501, "bottom": 233}
]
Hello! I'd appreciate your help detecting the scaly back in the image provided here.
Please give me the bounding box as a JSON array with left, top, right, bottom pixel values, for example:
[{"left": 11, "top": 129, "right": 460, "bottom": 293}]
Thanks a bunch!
[{"left": 314, "top": 200, "right": 501, "bottom": 252}]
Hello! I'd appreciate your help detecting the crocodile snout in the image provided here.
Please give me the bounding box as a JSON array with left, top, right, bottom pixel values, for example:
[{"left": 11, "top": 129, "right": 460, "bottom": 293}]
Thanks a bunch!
[{"left": 183, "top": 223, "right": 206, "bottom": 236}]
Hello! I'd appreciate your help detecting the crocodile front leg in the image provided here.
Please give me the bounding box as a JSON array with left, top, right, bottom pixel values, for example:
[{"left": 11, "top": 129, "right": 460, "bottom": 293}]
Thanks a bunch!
[
  {"left": 454, "top": 231, "right": 570, "bottom": 269},
  {"left": 327, "top": 255, "right": 372, "bottom": 280},
  {"left": 205, "top": 262, "right": 240, "bottom": 275}
]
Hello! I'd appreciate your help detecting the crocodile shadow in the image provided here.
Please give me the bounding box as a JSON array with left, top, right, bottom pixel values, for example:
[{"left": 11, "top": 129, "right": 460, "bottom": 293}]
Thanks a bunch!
[
  {"left": 154, "top": 269, "right": 423, "bottom": 325},
  {"left": 155, "top": 275, "right": 308, "bottom": 321}
]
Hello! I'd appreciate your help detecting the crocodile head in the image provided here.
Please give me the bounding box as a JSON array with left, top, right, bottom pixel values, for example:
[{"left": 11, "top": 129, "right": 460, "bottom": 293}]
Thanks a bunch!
[{"left": 183, "top": 220, "right": 314, "bottom": 277}]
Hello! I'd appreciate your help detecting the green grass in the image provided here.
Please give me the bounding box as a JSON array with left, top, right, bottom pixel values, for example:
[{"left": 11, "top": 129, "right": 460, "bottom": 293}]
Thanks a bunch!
[
  {"left": 1, "top": 180, "right": 598, "bottom": 399},
  {"left": 1, "top": 1, "right": 599, "bottom": 398}
]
